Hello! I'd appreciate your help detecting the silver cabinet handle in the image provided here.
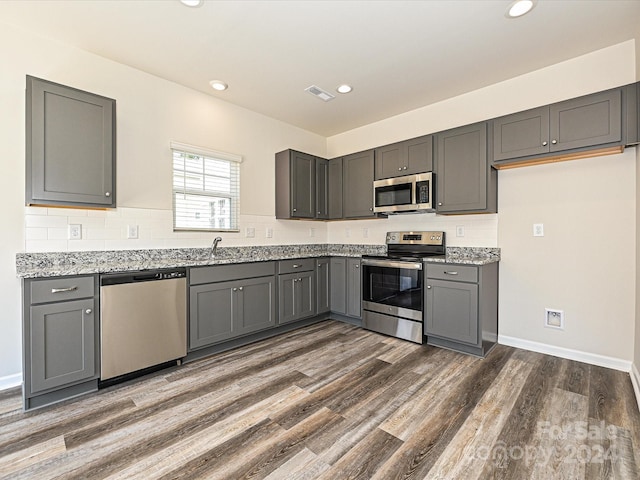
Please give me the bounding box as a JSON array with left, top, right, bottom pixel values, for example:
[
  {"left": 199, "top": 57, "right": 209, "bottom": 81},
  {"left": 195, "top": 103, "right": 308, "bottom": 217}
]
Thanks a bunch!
[
  {"left": 355, "top": 264, "right": 360, "bottom": 269},
  {"left": 292, "top": 264, "right": 301, "bottom": 268},
  {"left": 85, "top": 309, "right": 92, "bottom": 314},
  {"left": 398, "top": 167, "right": 402, "bottom": 171},
  {"left": 293, "top": 208, "right": 297, "bottom": 212},
  {"left": 51, "top": 286, "right": 78, "bottom": 294},
  {"left": 444, "top": 271, "right": 458, "bottom": 275},
  {"left": 369, "top": 208, "right": 373, "bottom": 211},
  {"left": 239, "top": 286, "right": 243, "bottom": 291},
  {"left": 105, "top": 192, "right": 111, "bottom": 197},
  {"left": 403, "top": 166, "right": 407, "bottom": 170},
  {"left": 427, "top": 285, "right": 432, "bottom": 289},
  {"left": 551, "top": 139, "right": 557, "bottom": 145},
  {"left": 317, "top": 211, "right": 321, "bottom": 215},
  {"left": 542, "top": 141, "right": 548, "bottom": 146},
  {"left": 438, "top": 202, "right": 443, "bottom": 206},
  {"left": 233, "top": 287, "right": 238, "bottom": 291}
]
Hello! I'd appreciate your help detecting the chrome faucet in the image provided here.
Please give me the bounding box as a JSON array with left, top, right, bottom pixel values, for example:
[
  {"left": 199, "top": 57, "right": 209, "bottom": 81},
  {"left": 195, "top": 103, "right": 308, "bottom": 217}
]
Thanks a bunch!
[{"left": 209, "top": 236, "right": 222, "bottom": 260}]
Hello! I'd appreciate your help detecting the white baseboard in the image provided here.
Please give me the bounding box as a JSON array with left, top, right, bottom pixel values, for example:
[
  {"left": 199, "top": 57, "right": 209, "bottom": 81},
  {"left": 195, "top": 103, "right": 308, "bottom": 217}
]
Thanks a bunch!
[
  {"left": 631, "top": 363, "right": 640, "bottom": 413},
  {"left": 498, "top": 335, "right": 632, "bottom": 372},
  {"left": 0, "top": 373, "right": 22, "bottom": 391}
]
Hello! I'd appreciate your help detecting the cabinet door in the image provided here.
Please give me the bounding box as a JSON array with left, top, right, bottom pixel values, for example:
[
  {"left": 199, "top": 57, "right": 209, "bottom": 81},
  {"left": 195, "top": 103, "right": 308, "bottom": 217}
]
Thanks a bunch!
[
  {"left": 346, "top": 258, "right": 362, "bottom": 318},
  {"left": 492, "top": 106, "right": 550, "bottom": 162},
  {"left": 550, "top": 89, "right": 622, "bottom": 152},
  {"left": 30, "top": 299, "right": 96, "bottom": 393},
  {"left": 278, "top": 273, "right": 299, "bottom": 324},
  {"left": 330, "top": 257, "right": 347, "bottom": 315},
  {"left": 328, "top": 158, "right": 344, "bottom": 219},
  {"left": 425, "top": 279, "right": 478, "bottom": 345},
  {"left": 189, "top": 282, "right": 234, "bottom": 349},
  {"left": 291, "top": 151, "right": 315, "bottom": 218},
  {"left": 343, "top": 150, "right": 376, "bottom": 218},
  {"left": 405, "top": 135, "right": 433, "bottom": 175},
  {"left": 316, "top": 259, "right": 331, "bottom": 314},
  {"left": 236, "top": 276, "right": 276, "bottom": 335},
  {"left": 26, "top": 76, "right": 115, "bottom": 208},
  {"left": 374, "top": 142, "right": 403, "bottom": 179},
  {"left": 297, "top": 271, "right": 315, "bottom": 320},
  {"left": 435, "top": 122, "right": 488, "bottom": 213},
  {"left": 315, "top": 158, "right": 329, "bottom": 219}
]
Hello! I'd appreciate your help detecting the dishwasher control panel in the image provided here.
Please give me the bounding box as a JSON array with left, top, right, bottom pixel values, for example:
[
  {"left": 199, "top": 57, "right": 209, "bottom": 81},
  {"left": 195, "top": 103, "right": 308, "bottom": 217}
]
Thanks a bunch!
[{"left": 159, "top": 271, "right": 186, "bottom": 279}]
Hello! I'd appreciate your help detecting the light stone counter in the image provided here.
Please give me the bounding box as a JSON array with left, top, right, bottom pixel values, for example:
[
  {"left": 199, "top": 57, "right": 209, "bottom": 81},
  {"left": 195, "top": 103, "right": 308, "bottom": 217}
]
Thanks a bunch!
[{"left": 16, "top": 244, "right": 499, "bottom": 278}]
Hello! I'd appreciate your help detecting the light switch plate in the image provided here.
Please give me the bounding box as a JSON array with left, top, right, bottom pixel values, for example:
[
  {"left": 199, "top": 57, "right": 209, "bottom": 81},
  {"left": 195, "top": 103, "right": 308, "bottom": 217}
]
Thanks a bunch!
[
  {"left": 456, "top": 225, "right": 465, "bottom": 237},
  {"left": 127, "top": 225, "right": 139, "bottom": 239},
  {"left": 68, "top": 224, "right": 82, "bottom": 240},
  {"left": 266, "top": 227, "right": 273, "bottom": 238}
]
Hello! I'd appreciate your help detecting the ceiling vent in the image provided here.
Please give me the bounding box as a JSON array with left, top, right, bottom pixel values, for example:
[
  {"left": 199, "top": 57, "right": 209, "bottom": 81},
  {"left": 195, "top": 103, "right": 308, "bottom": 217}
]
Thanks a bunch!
[{"left": 305, "top": 85, "right": 335, "bottom": 102}]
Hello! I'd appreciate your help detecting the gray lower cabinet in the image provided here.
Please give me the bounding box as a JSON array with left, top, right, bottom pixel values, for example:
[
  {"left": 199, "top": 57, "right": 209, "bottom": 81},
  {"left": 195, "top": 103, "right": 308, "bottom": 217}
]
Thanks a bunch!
[
  {"left": 374, "top": 134, "right": 433, "bottom": 179},
  {"left": 492, "top": 88, "right": 623, "bottom": 165},
  {"left": 316, "top": 258, "right": 330, "bottom": 314},
  {"left": 435, "top": 122, "right": 497, "bottom": 214},
  {"left": 26, "top": 76, "right": 116, "bottom": 208},
  {"left": 343, "top": 150, "right": 376, "bottom": 218},
  {"left": 189, "top": 263, "right": 276, "bottom": 350},
  {"left": 22, "top": 275, "right": 99, "bottom": 410},
  {"left": 278, "top": 259, "right": 315, "bottom": 324},
  {"left": 329, "top": 257, "right": 361, "bottom": 319},
  {"left": 425, "top": 263, "right": 498, "bottom": 357}
]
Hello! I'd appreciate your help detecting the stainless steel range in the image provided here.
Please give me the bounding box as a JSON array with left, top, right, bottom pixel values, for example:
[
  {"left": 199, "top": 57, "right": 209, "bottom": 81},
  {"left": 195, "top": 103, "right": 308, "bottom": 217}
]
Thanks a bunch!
[{"left": 361, "top": 231, "right": 445, "bottom": 343}]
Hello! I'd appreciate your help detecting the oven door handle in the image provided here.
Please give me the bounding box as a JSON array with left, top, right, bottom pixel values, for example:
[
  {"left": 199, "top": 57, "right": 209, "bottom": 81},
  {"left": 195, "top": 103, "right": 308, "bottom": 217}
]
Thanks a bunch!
[{"left": 361, "top": 259, "right": 423, "bottom": 270}]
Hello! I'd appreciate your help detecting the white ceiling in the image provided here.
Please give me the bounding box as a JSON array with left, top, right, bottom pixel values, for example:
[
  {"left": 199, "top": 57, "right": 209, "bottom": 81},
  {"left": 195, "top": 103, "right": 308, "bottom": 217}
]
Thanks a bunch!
[{"left": 1, "top": 0, "right": 639, "bottom": 137}]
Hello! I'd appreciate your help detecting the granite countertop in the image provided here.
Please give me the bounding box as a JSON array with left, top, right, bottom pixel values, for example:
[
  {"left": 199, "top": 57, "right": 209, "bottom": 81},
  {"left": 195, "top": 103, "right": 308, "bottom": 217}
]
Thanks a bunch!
[{"left": 16, "top": 244, "right": 500, "bottom": 278}]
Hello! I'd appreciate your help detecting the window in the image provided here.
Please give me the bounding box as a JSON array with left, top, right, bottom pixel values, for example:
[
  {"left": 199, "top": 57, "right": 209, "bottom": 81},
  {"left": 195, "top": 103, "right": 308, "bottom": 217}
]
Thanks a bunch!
[{"left": 171, "top": 142, "right": 241, "bottom": 232}]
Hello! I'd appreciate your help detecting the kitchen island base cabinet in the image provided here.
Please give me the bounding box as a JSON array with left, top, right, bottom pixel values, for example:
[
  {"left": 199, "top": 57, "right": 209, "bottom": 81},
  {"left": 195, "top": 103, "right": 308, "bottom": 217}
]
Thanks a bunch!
[
  {"left": 189, "top": 263, "right": 276, "bottom": 351},
  {"left": 22, "top": 275, "right": 99, "bottom": 410},
  {"left": 425, "top": 262, "right": 498, "bottom": 357}
]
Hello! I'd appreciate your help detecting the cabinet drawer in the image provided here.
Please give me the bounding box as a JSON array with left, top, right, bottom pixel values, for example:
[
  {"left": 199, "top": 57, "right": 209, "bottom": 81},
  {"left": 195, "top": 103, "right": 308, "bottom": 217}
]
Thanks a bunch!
[
  {"left": 30, "top": 276, "right": 95, "bottom": 304},
  {"left": 426, "top": 264, "right": 478, "bottom": 283},
  {"left": 190, "top": 262, "right": 276, "bottom": 285},
  {"left": 278, "top": 258, "right": 315, "bottom": 274}
]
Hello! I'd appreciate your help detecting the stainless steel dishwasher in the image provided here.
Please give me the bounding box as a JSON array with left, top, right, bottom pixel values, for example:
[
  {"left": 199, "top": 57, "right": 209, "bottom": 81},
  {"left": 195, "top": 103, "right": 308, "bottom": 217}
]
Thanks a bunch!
[{"left": 100, "top": 268, "right": 187, "bottom": 382}]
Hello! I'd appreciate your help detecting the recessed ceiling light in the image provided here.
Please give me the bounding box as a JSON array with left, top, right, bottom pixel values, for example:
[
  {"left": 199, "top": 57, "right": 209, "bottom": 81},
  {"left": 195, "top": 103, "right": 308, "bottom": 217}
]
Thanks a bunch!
[
  {"left": 180, "top": 0, "right": 203, "bottom": 7},
  {"left": 506, "top": 0, "right": 535, "bottom": 18},
  {"left": 209, "top": 80, "right": 228, "bottom": 91},
  {"left": 336, "top": 84, "right": 353, "bottom": 94}
]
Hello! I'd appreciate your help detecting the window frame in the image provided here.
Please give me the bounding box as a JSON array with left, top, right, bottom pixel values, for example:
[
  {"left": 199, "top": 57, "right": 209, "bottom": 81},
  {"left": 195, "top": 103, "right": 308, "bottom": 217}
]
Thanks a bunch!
[{"left": 171, "top": 141, "right": 242, "bottom": 233}]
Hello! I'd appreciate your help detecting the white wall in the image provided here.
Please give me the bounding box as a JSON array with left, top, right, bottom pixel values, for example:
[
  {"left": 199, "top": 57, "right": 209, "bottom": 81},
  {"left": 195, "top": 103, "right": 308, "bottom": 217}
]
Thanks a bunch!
[
  {"left": 327, "top": 40, "right": 637, "bottom": 365},
  {"left": 0, "top": 22, "right": 327, "bottom": 384}
]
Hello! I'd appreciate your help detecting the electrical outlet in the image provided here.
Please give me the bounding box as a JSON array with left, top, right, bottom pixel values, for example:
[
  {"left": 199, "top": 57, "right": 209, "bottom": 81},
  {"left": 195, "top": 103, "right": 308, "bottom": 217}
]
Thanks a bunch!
[
  {"left": 533, "top": 223, "right": 544, "bottom": 237},
  {"left": 68, "top": 224, "right": 82, "bottom": 240},
  {"left": 309, "top": 227, "right": 316, "bottom": 237},
  {"left": 245, "top": 227, "right": 255, "bottom": 238},
  {"left": 362, "top": 228, "right": 369, "bottom": 238},
  {"left": 456, "top": 225, "right": 465, "bottom": 237},
  {"left": 127, "top": 225, "right": 139, "bottom": 239},
  {"left": 545, "top": 308, "right": 564, "bottom": 329},
  {"left": 266, "top": 227, "right": 273, "bottom": 238},
  {"left": 345, "top": 228, "right": 351, "bottom": 238}
]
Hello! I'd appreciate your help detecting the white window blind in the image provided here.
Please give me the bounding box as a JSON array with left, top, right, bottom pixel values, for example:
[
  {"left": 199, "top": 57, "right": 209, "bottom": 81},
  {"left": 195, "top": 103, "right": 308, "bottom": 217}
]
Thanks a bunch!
[{"left": 171, "top": 142, "right": 241, "bottom": 232}]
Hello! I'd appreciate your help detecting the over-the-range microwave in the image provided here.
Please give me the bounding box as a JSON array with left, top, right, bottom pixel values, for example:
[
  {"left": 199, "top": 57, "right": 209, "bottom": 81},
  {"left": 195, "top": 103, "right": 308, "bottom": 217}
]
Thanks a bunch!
[{"left": 373, "top": 172, "right": 434, "bottom": 214}]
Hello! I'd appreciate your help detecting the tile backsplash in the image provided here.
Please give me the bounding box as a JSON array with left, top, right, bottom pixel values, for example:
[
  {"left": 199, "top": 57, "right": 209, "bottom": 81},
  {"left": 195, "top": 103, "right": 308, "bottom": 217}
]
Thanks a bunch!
[{"left": 24, "top": 206, "right": 498, "bottom": 252}]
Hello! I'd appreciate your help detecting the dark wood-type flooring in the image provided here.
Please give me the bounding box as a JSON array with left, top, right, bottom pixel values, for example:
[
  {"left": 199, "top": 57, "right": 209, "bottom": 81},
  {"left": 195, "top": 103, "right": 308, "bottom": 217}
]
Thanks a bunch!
[{"left": 1, "top": 320, "right": 639, "bottom": 479}]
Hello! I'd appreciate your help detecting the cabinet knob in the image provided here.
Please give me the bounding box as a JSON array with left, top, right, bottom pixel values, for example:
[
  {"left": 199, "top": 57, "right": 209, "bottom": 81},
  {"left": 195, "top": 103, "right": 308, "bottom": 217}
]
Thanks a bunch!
[
  {"left": 355, "top": 264, "right": 359, "bottom": 269},
  {"left": 551, "top": 139, "right": 557, "bottom": 145},
  {"left": 398, "top": 167, "right": 402, "bottom": 171},
  {"left": 239, "top": 286, "right": 243, "bottom": 291},
  {"left": 427, "top": 285, "right": 431, "bottom": 289},
  {"left": 317, "top": 211, "right": 321, "bottom": 215},
  {"left": 403, "top": 166, "right": 407, "bottom": 170},
  {"left": 438, "top": 202, "right": 443, "bottom": 206},
  {"left": 105, "top": 192, "right": 111, "bottom": 197},
  {"left": 293, "top": 208, "right": 297, "bottom": 212},
  {"left": 85, "top": 309, "right": 92, "bottom": 314},
  {"left": 542, "top": 141, "right": 548, "bottom": 146},
  {"left": 233, "top": 287, "right": 237, "bottom": 291},
  {"left": 369, "top": 207, "right": 373, "bottom": 211}
]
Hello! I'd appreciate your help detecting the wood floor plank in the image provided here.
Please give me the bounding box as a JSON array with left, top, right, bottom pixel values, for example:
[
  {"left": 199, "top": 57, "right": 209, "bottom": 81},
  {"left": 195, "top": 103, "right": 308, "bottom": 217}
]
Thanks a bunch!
[{"left": 1, "top": 321, "right": 638, "bottom": 479}]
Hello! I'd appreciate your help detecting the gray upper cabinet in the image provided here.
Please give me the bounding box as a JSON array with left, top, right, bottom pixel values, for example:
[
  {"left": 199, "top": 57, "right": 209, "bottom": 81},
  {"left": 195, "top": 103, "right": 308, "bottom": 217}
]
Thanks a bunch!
[
  {"left": 435, "top": 122, "right": 497, "bottom": 214},
  {"left": 374, "top": 134, "right": 433, "bottom": 179},
  {"left": 343, "top": 150, "right": 376, "bottom": 218},
  {"left": 315, "top": 158, "right": 329, "bottom": 219},
  {"left": 328, "top": 158, "right": 343, "bottom": 219},
  {"left": 26, "top": 76, "right": 116, "bottom": 208},
  {"left": 492, "top": 88, "right": 623, "bottom": 164},
  {"left": 275, "top": 149, "right": 316, "bottom": 219}
]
